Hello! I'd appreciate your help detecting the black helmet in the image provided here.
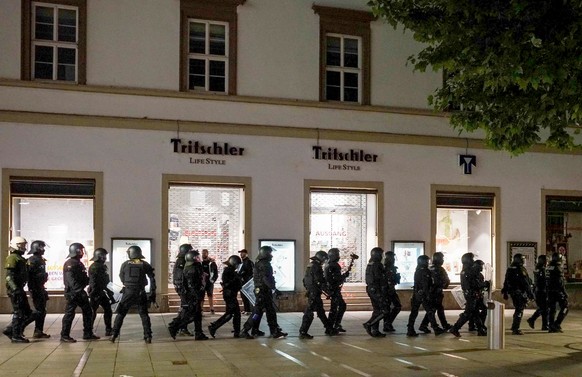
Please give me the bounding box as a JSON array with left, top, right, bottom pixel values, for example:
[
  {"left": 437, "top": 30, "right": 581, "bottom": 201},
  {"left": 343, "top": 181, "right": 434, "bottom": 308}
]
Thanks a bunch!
[
  {"left": 383, "top": 251, "right": 395, "bottom": 266},
  {"left": 551, "top": 252, "right": 561, "bottom": 264},
  {"left": 224, "top": 254, "right": 242, "bottom": 268},
  {"left": 432, "top": 252, "right": 444, "bottom": 266},
  {"left": 417, "top": 254, "right": 430, "bottom": 268},
  {"left": 328, "top": 248, "right": 340, "bottom": 263},
  {"left": 257, "top": 245, "right": 274, "bottom": 261},
  {"left": 127, "top": 245, "right": 145, "bottom": 259},
  {"left": 68, "top": 242, "right": 85, "bottom": 258},
  {"left": 185, "top": 249, "right": 200, "bottom": 265},
  {"left": 179, "top": 243, "right": 194, "bottom": 255},
  {"left": 28, "top": 240, "right": 47, "bottom": 255},
  {"left": 91, "top": 248, "right": 108, "bottom": 262},
  {"left": 461, "top": 252, "right": 474, "bottom": 267},
  {"left": 473, "top": 259, "right": 484, "bottom": 272},
  {"left": 512, "top": 253, "right": 525, "bottom": 266},
  {"left": 312, "top": 250, "right": 329, "bottom": 263},
  {"left": 537, "top": 254, "right": 547, "bottom": 265},
  {"left": 370, "top": 247, "right": 384, "bottom": 262}
]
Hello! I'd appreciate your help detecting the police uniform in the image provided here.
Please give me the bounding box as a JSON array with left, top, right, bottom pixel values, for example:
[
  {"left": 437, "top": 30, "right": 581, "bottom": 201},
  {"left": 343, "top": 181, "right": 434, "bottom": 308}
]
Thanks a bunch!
[
  {"left": 27, "top": 253, "right": 49, "bottom": 337},
  {"left": 363, "top": 250, "right": 388, "bottom": 337},
  {"left": 88, "top": 260, "right": 114, "bottom": 336},
  {"left": 299, "top": 255, "right": 330, "bottom": 338},
  {"left": 407, "top": 258, "right": 444, "bottom": 336},
  {"left": 324, "top": 259, "right": 347, "bottom": 333},
  {"left": 382, "top": 259, "right": 402, "bottom": 332},
  {"left": 547, "top": 256, "right": 568, "bottom": 332},
  {"left": 502, "top": 258, "right": 534, "bottom": 334},
  {"left": 208, "top": 260, "right": 243, "bottom": 337},
  {"left": 61, "top": 257, "right": 96, "bottom": 341},
  {"left": 3, "top": 248, "right": 36, "bottom": 342}
]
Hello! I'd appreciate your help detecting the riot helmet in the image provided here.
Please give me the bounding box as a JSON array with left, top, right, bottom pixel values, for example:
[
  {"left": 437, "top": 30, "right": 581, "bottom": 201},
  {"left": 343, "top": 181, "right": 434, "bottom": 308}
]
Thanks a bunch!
[
  {"left": 417, "top": 254, "right": 430, "bottom": 268},
  {"left": 512, "top": 253, "right": 525, "bottom": 266},
  {"left": 312, "top": 250, "right": 329, "bottom": 263},
  {"left": 551, "top": 252, "right": 562, "bottom": 264},
  {"left": 257, "top": 245, "right": 274, "bottom": 261},
  {"left": 184, "top": 249, "right": 200, "bottom": 265},
  {"left": 91, "top": 248, "right": 108, "bottom": 262},
  {"left": 68, "top": 242, "right": 85, "bottom": 258},
  {"left": 384, "top": 251, "right": 395, "bottom": 266},
  {"left": 432, "top": 252, "right": 444, "bottom": 267},
  {"left": 537, "top": 254, "right": 547, "bottom": 266},
  {"left": 28, "top": 240, "right": 47, "bottom": 255},
  {"left": 473, "top": 259, "right": 484, "bottom": 272},
  {"left": 328, "top": 248, "right": 340, "bottom": 263},
  {"left": 461, "top": 252, "right": 475, "bottom": 267},
  {"left": 370, "top": 247, "right": 384, "bottom": 262},
  {"left": 127, "top": 245, "right": 145, "bottom": 260},
  {"left": 179, "top": 243, "right": 194, "bottom": 255},
  {"left": 224, "top": 254, "right": 242, "bottom": 268},
  {"left": 10, "top": 236, "right": 27, "bottom": 254}
]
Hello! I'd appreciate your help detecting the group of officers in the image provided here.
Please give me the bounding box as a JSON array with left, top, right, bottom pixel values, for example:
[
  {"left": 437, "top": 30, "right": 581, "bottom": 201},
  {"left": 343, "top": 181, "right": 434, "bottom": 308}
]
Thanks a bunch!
[
  {"left": 3, "top": 236, "right": 570, "bottom": 343},
  {"left": 4, "top": 236, "right": 156, "bottom": 343}
]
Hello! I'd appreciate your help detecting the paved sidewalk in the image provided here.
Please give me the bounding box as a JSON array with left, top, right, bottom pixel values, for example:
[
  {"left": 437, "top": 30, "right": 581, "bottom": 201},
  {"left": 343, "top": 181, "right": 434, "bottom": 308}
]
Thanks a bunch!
[{"left": 1, "top": 309, "right": 581, "bottom": 377}]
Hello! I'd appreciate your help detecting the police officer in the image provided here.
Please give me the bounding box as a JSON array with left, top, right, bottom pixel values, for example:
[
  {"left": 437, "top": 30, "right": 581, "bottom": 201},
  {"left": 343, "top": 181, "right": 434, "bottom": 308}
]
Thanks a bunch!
[
  {"left": 473, "top": 260, "right": 489, "bottom": 328},
  {"left": 27, "top": 240, "right": 51, "bottom": 338},
  {"left": 173, "top": 244, "right": 194, "bottom": 336},
  {"left": 238, "top": 249, "right": 254, "bottom": 314},
  {"left": 208, "top": 255, "right": 243, "bottom": 338},
  {"left": 407, "top": 255, "right": 445, "bottom": 337},
  {"left": 110, "top": 246, "right": 157, "bottom": 343},
  {"left": 3, "top": 237, "right": 37, "bottom": 343},
  {"left": 324, "top": 248, "right": 348, "bottom": 334},
  {"left": 168, "top": 248, "right": 209, "bottom": 340},
  {"left": 547, "top": 252, "right": 568, "bottom": 333},
  {"left": 450, "top": 253, "right": 487, "bottom": 337},
  {"left": 363, "top": 247, "right": 388, "bottom": 337},
  {"left": 299, "top": 251, "right": 331, "bottom": 339},
  {"left": 241, "top": 246, "right": 287, "bottom": 339},
  {"left": 382, "top": 250, "right": 402, "bottom": 333},
  {"left": 61, "top": 243, "right": 99, "bottom": 342},
  {"left": 501, "top": 253, "right": 534, "bottom": 335},
  {"left": 527, "top": 255, "right": 548, "bottom": 330},
  {"left": 419, "top": 252, "right": 450, "bottom": 332},
  {"left": 88, "top": 248, "right": 115, "bottom": 337}
]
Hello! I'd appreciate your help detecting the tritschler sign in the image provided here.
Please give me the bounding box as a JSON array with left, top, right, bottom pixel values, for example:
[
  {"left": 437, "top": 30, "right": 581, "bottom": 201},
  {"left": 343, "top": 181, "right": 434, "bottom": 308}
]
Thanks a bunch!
[
  {"left": 171, "top": 138, "right": 245, "bottom": 165},
  {"left": 312, "top": 145, "right": 378, "bottom": 171}
]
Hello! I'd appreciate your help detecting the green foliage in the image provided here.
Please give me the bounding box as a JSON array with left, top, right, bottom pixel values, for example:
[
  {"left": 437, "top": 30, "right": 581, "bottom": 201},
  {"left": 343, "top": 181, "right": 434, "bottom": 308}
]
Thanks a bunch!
[{"left": 368, "top": 0, "right": 582, "bottom": 154}]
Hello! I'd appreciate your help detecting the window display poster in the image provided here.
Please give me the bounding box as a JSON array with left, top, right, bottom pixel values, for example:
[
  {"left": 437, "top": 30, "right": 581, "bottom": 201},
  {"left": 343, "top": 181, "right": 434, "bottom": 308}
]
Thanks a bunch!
[
  {"left": 259, "top": 239, "right": 295, "bottom": 291},
  {"left": 111, "top": 238, "right": 153, "bottom": 293},
  {"left": 508, "top": 241, "right": 537, "bottom": 279},
  {"left": 391, "top": 241, "right": 424, "bottom": 288}
]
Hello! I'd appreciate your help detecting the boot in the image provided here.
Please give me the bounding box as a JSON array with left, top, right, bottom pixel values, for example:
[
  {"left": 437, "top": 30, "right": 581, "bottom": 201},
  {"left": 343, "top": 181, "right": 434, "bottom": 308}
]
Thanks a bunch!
[
  {"left": 208, "top": 323, "right": 217, "bottom": 338},
  {"left": 406, "top": 326, "right": 419, "bottom": 337},
  {"left": 33, "top": 330, "right": 51, "bottom": 339},
  {"left": 418, "top": 325, "right": 431, "bottom": 334},
  {"left": 526, "top": 317, "right": 535, "bottom": 329}
]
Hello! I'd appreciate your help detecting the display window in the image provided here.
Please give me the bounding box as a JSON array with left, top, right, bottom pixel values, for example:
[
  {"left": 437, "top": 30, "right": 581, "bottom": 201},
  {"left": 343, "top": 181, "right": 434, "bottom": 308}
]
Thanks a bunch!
[{"left": 10, "top": 178, "right": 96, "bottom": 290}]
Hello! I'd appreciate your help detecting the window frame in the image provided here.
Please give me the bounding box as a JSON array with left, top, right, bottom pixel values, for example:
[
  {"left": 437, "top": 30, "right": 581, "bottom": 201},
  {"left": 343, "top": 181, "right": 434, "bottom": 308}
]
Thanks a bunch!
[
  {"left": 313, "top": 5, "right": 374, "bottom": 105},
  {"left": 180, "top": 0, "right": 245, "bottom": 94},
  {"left": 22, "top": 0, "right": 87, "bottom": 84},
  {"left": 325, "top": 33, "right": 363, "bottom": 103}
]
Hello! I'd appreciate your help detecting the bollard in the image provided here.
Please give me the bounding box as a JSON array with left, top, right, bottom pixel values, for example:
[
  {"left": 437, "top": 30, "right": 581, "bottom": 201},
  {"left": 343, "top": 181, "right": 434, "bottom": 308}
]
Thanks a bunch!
[{"left": 487, "top": 300, "right": 505, "bottom": 350}]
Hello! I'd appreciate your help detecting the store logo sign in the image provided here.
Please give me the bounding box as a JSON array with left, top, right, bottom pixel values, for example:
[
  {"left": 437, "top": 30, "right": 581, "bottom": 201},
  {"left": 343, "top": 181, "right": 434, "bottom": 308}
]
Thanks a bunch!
[
  {"left": 171, "top": 138, "right": 245, "bottom": 165},
  {"left": 313, "top": 145, "right": 378, "bottom": 171}
]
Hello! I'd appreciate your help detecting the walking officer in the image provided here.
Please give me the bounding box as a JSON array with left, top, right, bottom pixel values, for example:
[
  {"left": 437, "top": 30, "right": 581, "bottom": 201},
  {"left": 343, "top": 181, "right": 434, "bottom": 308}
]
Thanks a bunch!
[
  {"left": 27, "top": 240, "right": 51, "bottom": 338},
  {"left": 363, "top": 247, "right": 388, "bottom": 337},
  {"left": 208, "top": 255, "right": 243, "bottom": 338},
  {"left": 547, "top": 252, "right": 569, "bottom": 333},
  {"left": 110, "top": 245, "right": 157, "bottom": 343},
  {"left": 419, "top": 252, "right": 451, "bottom": 332},
  {"left": 501, "top": 253, "right": 534, "bottom": 335},
  {"left": 3, "top": 237, "right": 37, "bottom": 343},
  {"left": 407, "top": 255, "right": 445, "bottom": 337},
  {"left": 88, "top": 248, "right": 115, "bottom": 337},
  {"left": 450, "top": 253, "right": 487, "bottom": 337},
  {"left": 382, "top": 250, "right": 402, "bottom": 333},
  {"left": 61, "top": 243, "right": 99, "bottom": 342},
  {"left": 299, "top": 251, "right": 332, "bottom": 339},
  {"left": 527, "top": 254, "right": 549, "bottom": 330},
  {"left": 324, "top": 248, "right": 348, "bottom": 334}
]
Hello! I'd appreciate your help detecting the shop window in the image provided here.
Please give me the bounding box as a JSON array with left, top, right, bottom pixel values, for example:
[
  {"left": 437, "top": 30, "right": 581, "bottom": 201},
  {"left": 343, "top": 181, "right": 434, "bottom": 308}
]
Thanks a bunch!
[
  {"left": 435, "top": 192, "right": 495, "bottom": 284},
  {"left": 545, "top": 195, "right": 582, "bottom": 281},
  {"left": 22, "top": 0, "right": 87, "bottom": 84},
  {"left": 313, "top": 5, "right": 374, "bottom": 105},
  {"left": 10, "top": 178, "right": 95, "bottom": 290},
  {"left": 180, "top": 0, "right": 244, "bottom": 94},
  {"left": 167, "top": 184, "right": 245, "bottom": 287},
  {"left": 309, "top": 189, "right": 378, "bottom": 284}
]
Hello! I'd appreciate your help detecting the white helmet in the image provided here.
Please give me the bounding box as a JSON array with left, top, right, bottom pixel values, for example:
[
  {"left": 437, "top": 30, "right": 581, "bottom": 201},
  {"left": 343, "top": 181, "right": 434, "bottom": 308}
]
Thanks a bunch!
[{"left": 10, "top": 236, "right": 28, "bottom": 250}]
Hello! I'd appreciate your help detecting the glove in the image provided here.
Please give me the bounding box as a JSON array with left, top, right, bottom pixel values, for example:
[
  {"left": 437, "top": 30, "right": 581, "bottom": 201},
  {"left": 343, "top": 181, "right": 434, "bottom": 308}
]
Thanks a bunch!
[
  {"left": 148, "top": 292, "right": 156, "bottom": 303},
  {"left": 503, "top": 293, "right": 508, "bottom": 300},
  {"left": 484, "top": 281, "right": 491, "bottom": 290},
  {"left": 274, "top": 289, "right": 282, "bottom": 298}
]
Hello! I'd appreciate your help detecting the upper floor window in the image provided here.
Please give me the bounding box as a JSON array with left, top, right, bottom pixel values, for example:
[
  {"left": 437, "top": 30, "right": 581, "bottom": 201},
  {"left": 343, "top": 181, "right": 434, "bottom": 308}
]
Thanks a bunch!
[
  {"left": 313, "top": 5, "right": 374, "bottom": 105},
  {"left": 22, "top": 0, "right": 87, "bottom": 84},
  {"left": 180, "top": 0, "right": 245, "bottom": 94}
]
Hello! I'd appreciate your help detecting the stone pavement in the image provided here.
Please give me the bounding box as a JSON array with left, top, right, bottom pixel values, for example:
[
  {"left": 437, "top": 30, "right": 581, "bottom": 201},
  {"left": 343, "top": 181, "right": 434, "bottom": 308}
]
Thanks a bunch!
[{"left": 1, "top": 309, "right": 581, "bottom": 377}]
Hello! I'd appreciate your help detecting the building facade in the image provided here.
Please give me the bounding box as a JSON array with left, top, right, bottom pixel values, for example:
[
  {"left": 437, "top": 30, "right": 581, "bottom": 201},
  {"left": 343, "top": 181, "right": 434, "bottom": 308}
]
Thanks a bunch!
[{"left": 2, "top": 0, "right": 582, "bottom": 312}]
